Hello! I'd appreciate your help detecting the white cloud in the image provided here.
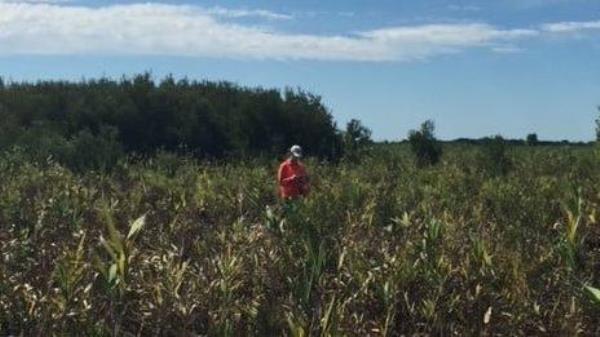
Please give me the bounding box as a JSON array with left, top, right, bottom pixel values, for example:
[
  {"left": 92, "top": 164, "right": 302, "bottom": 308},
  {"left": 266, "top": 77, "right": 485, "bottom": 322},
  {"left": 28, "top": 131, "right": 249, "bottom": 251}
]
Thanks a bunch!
[
  {"left": 360, "top": 24, "right": 537, "bottom": 45},
  {"left": 202, "top": 6, "right": 293, "bottom": 20},
  {"left": 0, "top": 2, "right": 594, "bottom": 62},
  {"left": 0, "top": 3, "right": 383, "bottom": 60},
  {"left": 355, "top": 24, "right": 537, "bottom": 60},
  {"left": 541, "top": 20, "right": 600, "bottom": 33}
]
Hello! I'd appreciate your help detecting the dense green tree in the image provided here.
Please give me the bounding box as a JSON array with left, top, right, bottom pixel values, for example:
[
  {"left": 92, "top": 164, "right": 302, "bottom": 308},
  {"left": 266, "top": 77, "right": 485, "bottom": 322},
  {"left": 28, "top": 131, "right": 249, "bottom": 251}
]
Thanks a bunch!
[{"left": 0, "top": 74, "right": 344, "bottom": 168}]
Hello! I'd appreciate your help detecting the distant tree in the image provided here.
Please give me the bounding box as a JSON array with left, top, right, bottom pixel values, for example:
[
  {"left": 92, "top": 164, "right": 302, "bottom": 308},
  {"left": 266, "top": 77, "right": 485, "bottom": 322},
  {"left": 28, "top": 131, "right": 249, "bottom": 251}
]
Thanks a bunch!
[
  {"left": 408, "top": 120, "right": 442, "bottom": 167},
  {"left": 344, "top": 119, "right": 372, "bottom": 152},
  {"left": 526, "top": 133, "right": 539, "bottom": 146}
]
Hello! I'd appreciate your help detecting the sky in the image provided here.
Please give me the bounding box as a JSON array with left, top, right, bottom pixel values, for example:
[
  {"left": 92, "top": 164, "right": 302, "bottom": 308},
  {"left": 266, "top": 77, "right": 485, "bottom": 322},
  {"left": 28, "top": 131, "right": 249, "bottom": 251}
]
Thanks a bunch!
[{"left": 0, "top": 0, "right": 599, "bottom": 141}]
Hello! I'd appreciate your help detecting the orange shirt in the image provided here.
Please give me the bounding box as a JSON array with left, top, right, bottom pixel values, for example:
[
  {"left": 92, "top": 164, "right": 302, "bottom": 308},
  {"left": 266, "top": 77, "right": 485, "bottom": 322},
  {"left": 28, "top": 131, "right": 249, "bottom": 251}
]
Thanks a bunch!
[{"left": 277, "top": 158, "right": 309, "bottom": 199}]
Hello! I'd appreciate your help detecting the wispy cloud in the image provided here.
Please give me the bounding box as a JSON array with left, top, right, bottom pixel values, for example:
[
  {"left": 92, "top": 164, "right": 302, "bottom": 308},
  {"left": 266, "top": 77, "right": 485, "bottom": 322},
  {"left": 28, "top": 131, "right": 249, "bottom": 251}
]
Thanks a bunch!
[
  {"left": 202, "top": 6, "right": 293, "bottom": 21},
  {"left": 0, "top": 0, "right": 291, "bottom": 18},
  {"left": 355, "top": 24, "right": 537, "bottom": 59},
  {"left": 541, "top": 20, "right": 600, "bottom": 33},
  {"left": 0, "top": 2, "right": 596, "bottom": 62}
]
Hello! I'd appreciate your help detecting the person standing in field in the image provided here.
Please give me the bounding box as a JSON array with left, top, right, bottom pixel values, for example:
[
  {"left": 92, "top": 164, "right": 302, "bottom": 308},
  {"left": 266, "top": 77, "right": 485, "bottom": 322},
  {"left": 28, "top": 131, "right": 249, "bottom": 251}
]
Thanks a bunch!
[{"left": 278, "top": 145, "right": 310, "bottom": 199}]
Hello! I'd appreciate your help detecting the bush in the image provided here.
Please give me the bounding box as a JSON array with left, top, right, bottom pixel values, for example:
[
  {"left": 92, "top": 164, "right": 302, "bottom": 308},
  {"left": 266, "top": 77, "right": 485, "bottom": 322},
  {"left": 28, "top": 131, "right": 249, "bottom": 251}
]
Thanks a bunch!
[
  {"left": 526, "top": 133, "right": 539, "bottom": 146},
  {"left": 65, "top": 126, "right": 124, "bottom": 172},
  {"left": 408, "top": 120, "right": 442, "bottom": 167},
  {"left": 479, "top": 135, "right": 512, "bottom": 176},
  {"left": 13, "top": 124, "right": 71, "bottom": 164},
  {"left": 7, "top": 124, "right": 124, "bottom": 172}
]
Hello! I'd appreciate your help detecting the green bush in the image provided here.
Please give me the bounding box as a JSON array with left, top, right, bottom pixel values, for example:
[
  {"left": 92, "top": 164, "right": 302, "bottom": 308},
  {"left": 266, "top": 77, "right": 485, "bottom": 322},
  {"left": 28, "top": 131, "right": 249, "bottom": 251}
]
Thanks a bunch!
[
  {"left": 479, "top": 135, "right": 512, "bottom": 176},
  {"left": 66, "top": 126, "right": 124, "bottom": 172},
  {"left": 526, "top": 133, "right": 539, "bottom": 146},
  {"left": 7, "top": 125, "right": 123, "bottom": 172},
  {"left": 408, "top": 119, "right": 442, "bottom": 167},
  {"left": 13, "top": 124, "right": 71, "bottom": 164}
]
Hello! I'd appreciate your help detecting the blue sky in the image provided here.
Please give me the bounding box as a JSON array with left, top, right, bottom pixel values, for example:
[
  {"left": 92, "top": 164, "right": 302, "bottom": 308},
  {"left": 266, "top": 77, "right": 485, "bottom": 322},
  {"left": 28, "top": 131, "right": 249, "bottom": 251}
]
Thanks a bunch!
[{"left": 0, "top": 0, "right": 599, "bottom": 141}]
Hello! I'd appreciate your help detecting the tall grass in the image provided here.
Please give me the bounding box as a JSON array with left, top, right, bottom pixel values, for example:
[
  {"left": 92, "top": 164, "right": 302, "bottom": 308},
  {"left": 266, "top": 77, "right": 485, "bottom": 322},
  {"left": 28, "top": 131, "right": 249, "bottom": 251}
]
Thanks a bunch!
[{"left": 1, "top": 145, "right": 600, "bottom": 336}]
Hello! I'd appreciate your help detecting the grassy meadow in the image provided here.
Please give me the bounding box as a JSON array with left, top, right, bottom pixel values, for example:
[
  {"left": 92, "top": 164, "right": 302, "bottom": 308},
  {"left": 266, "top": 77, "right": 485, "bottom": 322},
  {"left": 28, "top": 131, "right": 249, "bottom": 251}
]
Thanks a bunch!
[{"left": 1, "top": 144, "right": 600, "bottom": 336}]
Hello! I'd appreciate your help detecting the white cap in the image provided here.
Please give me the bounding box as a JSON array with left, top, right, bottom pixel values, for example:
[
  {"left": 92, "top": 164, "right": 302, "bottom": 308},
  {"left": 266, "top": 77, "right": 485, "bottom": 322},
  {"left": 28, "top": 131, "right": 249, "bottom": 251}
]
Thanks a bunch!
[{"left": 290, "top": 145, "right": 303, "bottom": 158}]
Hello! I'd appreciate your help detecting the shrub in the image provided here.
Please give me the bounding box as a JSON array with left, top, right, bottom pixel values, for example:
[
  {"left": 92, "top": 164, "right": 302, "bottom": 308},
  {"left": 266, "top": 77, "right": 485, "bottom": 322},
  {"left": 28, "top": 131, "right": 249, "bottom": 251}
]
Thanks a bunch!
[
  {"left": 526, "top": 133, "right": 539, "bottom": 146},
  {"left": 13, "top": 124, "right": 71, "bottom": 164},
  {"left": 65, "top": 126, "right": 124, "bottom": 172},
  {"left": 408, "top": 120, "right": 442, "bottom": 167},
  {"left": 479, "top": 135, "right": 512, "bottom": 176}
]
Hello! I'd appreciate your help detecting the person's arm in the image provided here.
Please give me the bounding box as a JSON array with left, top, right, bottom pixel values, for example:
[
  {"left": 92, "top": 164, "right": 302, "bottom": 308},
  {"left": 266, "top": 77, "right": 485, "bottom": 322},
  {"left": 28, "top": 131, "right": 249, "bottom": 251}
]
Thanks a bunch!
[{"left": 278, "top": 163, "right": 296, "bottom": 186}]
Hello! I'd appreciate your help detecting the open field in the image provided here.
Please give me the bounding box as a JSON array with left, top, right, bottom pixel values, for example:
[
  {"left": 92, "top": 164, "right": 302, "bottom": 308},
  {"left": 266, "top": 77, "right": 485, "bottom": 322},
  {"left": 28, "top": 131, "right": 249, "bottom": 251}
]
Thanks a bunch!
[{"left": 1, "top": 144, "right": 600, "bottom": 336}]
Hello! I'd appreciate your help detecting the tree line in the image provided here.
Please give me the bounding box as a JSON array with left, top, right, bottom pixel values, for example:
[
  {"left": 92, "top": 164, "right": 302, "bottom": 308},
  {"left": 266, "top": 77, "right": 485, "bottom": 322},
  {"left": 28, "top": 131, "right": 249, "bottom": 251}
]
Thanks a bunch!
[
  {"left": 0, "top": 73, "right": 594, "bottom": 172},
  {"left": 0, "top": 74, "right": 348, "bottom": 169}
]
